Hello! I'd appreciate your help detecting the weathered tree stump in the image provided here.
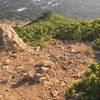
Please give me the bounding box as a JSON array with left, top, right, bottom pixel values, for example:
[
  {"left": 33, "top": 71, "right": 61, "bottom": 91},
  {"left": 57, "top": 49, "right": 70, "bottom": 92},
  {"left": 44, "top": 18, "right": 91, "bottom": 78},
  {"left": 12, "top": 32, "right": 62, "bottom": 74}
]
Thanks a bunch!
[{"left": 0, "top": 24, "right": 26, "bottom": 50}]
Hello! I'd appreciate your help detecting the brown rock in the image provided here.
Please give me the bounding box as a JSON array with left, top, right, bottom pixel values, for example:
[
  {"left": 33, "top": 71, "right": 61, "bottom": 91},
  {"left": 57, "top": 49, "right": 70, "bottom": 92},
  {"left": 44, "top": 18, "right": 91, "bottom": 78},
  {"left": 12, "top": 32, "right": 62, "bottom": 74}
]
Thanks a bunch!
[{"left": 50, "top": 90, "right": 59, "bottom": 97}]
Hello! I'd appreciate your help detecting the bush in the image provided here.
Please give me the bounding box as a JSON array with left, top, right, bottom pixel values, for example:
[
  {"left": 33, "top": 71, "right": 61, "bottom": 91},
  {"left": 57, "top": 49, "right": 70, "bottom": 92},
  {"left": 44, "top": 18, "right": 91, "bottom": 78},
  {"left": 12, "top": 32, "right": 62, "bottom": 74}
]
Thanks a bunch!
[
  {"left": 91, "top": 38, "right": 100, "bottom": 49},
  {"left": 67, "top": 62, "right": 100, "bottom": 100},
  {"left": 15, "top": 13, "right": 82, "bottom": 46},
  {"left": 15, "top": 13, "right": 100, "bottom": 48},
  {"left": 81, "top": 20, "right": 99, "bottom": 41}
]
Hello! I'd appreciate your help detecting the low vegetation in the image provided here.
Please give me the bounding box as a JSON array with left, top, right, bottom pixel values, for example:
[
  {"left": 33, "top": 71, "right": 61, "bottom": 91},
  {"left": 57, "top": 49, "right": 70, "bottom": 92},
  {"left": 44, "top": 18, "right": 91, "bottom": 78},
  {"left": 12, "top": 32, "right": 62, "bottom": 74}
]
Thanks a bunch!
[
  {"left": 91, "top": 37, "right": 100, "bottom": 49},
  {"left": 67, "top": 62, "right": 100, "bottom": 100},
  {"left": 15, "top": 13, "right": 100, "bottom": 100},
  {"left": 15, "top": 12, "right": 100, "bottom": 48}
]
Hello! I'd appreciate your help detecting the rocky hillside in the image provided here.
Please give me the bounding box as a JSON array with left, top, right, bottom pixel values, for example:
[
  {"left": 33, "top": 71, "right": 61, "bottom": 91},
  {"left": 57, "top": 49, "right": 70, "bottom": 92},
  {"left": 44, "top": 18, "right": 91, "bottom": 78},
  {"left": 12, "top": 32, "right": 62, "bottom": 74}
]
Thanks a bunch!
[
  {"left": 0, "top": 39, "right": 94, "bottom": 100},
  {"left": 0, "top": 13, "right": 99, "bottom": 100}
]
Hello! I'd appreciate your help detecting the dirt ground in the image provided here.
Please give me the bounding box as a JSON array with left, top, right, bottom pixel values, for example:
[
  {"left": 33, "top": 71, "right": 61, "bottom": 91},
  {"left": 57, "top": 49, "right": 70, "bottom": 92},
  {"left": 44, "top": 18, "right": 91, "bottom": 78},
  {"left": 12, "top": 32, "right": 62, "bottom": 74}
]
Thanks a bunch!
[{"left": 0, "top": 41, "right": 94, "bottom": 100}]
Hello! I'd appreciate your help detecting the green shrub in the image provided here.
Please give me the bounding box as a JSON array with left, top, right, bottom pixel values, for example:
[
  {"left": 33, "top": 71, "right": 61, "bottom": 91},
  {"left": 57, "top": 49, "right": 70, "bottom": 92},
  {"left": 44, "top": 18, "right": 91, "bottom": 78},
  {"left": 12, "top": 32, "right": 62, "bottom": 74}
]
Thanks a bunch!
[
  {"left": 15, "top": 13, "right": 82, "bottom": 46},
  {"left": 15, "top": 13, "right": 100, "bottom": 48},
  {"left": 91, "top": 38, "right": 100, "bottom": 49},
  {"left": 81, "top": 19, "right": 100, "bottom": 41},
  {"left": 67, "top": 62, "right": 100, "bottom": 100}
]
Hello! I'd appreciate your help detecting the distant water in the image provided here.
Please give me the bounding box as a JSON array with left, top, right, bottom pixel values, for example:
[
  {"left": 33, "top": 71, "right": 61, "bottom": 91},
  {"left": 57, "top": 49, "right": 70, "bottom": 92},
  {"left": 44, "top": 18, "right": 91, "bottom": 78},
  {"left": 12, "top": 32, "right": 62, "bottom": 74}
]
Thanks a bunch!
[{"left": 0, "top": 0, "right": 100, "bottom": 20}]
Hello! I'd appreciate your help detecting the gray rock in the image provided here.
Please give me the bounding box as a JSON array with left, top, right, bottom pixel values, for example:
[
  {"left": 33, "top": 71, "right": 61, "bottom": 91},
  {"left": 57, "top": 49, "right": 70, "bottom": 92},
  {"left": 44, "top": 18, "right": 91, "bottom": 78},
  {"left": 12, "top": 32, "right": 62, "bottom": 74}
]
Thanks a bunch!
[
  {"left": 36, "top": 67, "right": 49, "bottom": 74},
  {"left": 32, "top": 73, "right": 45, "bottom": 83},
  {"left": 0, "top": 79, "right": 7, "bottom": 85}
]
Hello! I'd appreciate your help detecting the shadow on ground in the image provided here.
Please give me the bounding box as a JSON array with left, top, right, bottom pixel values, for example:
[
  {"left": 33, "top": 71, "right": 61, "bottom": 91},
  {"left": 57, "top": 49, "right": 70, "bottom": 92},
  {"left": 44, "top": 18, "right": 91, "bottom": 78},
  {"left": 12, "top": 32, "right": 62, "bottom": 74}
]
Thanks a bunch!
[{"left": 11, "top": 77, "right": 40, "bottom": 88}]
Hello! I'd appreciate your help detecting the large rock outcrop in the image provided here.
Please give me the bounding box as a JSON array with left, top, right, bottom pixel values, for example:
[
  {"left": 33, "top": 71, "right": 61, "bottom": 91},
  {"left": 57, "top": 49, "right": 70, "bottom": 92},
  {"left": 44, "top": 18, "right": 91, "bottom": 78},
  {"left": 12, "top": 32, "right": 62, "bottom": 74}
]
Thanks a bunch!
[{"left": 0, "top": 24, "right": 26, "bottom": 50}]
